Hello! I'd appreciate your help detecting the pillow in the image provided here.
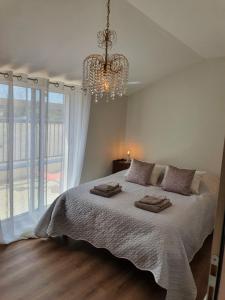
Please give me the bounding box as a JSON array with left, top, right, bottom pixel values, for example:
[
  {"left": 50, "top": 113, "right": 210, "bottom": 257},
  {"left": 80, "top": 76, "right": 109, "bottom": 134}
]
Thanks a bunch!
[
  {"left": 191, "top": 171, "right": 206, "bottom": 194},
  {"left": 162, "top": 167, "right": 206, "bottom": 194},
  {"left": 150, "top": 164, "right": 166, "bottom": 186},
  {"left": 201, "top": 173, "right": 220, "bottom": 195},
  {"left": 161, "top": 165, "right": 169, "bottom": 186},
  {"left": 161, "top": 165, "right": 195, "bottom": 195},
  {"left": 126, "top": 159, "right": 155, "bottom": 186}
]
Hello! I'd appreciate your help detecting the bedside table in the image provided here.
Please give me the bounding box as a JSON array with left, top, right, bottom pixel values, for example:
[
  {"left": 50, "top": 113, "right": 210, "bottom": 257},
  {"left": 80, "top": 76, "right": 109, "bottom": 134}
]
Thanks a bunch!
[{"left": 112, "top": 159, "right": 131, "bottom": 174}]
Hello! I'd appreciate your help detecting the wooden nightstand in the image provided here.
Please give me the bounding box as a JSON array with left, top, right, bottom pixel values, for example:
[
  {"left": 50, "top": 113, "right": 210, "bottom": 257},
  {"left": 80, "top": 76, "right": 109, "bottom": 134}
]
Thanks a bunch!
[{"left": 112, "top": 159, "right": 131, "bottom": 174}]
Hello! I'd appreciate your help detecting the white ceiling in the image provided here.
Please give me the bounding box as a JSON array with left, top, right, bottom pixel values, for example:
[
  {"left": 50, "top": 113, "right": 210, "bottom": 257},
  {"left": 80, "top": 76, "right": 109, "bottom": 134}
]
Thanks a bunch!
[
  {"left": 127, "top": 0, "right": 225, "bottom": 58},
  {"left": 0, "top": 0, "right": 223, "bottom": 93}
]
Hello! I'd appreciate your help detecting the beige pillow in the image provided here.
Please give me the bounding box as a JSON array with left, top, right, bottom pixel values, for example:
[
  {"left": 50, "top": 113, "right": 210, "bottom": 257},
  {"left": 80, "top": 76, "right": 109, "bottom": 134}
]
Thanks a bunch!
[
  {"left": 161, "top": 165, "right": 195, "bottom": 195},
  {"left": 126, "top": 159, "right": 155, "bottom": 186},
  {"left": 191, "top": 171, "right": 206, "bottom": 194},
  {"left": 201, "top": 173, "right": 220, "bottom": 196},
  {"left": 150, "top": 164, "right": 166, "bottom": 186}
]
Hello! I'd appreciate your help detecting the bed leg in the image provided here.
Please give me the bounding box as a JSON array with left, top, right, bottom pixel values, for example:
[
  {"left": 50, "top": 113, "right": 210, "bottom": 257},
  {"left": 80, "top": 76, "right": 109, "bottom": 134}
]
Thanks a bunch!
[{"left": 62, "top": 235, "right": 69, "bottom": 245}]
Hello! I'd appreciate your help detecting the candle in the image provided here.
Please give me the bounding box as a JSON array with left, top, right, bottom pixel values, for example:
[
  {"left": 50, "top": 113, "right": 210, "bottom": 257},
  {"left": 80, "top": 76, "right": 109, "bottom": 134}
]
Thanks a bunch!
[{"left": 126, "top": 150, "right": 131, "bottom": 162}]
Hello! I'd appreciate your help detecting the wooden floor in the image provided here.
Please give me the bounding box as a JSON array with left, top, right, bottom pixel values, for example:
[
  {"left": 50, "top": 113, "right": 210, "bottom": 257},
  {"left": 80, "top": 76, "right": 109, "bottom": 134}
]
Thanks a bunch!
[{"left": 0, "top": 235, "right": 212, "bottom": 300}]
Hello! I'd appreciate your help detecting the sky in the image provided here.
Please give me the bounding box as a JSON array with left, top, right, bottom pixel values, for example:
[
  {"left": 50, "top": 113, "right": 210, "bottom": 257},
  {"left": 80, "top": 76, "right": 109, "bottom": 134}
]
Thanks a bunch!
[{"left": 0, "top": 84, "right": 64, "bottom": 104}]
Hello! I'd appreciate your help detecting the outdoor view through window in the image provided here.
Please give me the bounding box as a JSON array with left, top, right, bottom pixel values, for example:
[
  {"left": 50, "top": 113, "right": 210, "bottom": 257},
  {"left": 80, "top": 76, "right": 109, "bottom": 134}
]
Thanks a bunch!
[{"left": 0, "top": 84, "right": 65, "bottom": 220}]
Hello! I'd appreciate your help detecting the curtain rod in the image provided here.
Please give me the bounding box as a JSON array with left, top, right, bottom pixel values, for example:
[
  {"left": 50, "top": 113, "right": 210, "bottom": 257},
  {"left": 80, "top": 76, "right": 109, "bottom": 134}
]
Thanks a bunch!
[{"left": 0, "top": 71, "right": 78, "bottom": 90}]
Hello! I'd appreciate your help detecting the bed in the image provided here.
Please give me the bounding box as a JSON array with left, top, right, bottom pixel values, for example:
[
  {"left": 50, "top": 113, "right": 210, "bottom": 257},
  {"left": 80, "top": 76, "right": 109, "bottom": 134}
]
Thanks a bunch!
[{"left": 35, "top": 170, "right": 218, "bottom": 300}]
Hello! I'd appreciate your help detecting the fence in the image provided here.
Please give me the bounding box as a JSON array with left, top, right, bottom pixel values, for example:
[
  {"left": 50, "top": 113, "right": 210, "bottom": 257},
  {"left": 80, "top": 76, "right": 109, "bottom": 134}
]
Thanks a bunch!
[{"left": 0, "top": 121, "right": 64, "bottom": 163}]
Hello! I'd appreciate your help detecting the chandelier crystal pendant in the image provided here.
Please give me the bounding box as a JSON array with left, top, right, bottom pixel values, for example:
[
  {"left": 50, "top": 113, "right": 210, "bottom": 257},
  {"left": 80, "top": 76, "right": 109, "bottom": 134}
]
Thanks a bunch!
[{"left": 82, "top": 0, "right": 129, "bottom": 102}]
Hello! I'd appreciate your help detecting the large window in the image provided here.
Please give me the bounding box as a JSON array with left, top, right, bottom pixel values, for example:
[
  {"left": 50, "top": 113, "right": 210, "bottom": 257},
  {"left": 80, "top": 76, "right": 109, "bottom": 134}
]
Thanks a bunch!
[
  {"left": 0, "top": 85, "right": 67, "bottom": 220},
  {"left": 0, "top": 74, "right": 90, "bottom": 243}
]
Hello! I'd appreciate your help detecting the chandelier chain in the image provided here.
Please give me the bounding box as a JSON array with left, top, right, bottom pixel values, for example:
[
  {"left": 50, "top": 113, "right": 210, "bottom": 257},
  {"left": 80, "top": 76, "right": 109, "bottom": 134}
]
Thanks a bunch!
[
  {"left": 106, "top": 0, "right": 111, "bottom": 32},
  {"left": 105, "top": 0, "right": 111, "bottom": 71}
]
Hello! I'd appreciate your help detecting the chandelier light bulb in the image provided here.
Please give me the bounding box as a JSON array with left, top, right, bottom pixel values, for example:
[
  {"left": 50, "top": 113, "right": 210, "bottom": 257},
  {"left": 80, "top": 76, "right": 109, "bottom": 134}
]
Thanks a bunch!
[{"left": 104, "top": 79, "right": 110, "bottom": 92}]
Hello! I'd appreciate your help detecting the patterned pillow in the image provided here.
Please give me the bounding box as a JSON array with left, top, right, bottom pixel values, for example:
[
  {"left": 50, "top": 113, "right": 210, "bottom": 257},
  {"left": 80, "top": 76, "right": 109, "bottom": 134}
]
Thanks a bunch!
[
  {"left": 126, "top": 159, "right": 155, "bottom": 186},
  {"left": 161, "top": 165, "right": 195, "bottom": 195}
]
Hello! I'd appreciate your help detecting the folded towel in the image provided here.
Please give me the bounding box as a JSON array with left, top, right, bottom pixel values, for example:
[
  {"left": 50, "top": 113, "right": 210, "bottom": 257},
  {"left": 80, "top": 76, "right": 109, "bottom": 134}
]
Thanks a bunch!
[
  {"left": 90, "top": 186, "right": 122, "bottom": 198},
  {"left": 135, "top": 200, "right": 172, "bottom": 213},
  {"left": 94, "top": 182, "right": 120, "bottom": 192},
  {"left": 139, "top": 195, "right": 168, "bottom": 206}
]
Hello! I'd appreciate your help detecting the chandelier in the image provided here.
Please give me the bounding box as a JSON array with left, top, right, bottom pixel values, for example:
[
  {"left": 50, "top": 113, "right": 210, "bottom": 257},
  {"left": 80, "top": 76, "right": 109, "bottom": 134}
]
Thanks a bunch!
[{"left": 82, "top": 0, "right": 129, "bottom": 102}]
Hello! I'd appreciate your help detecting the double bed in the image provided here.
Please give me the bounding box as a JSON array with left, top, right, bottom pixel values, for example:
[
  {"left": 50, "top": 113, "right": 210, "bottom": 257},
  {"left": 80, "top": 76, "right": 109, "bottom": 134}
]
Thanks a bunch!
[{"left": 35, "top": 170, "right": 217, "bottom": 300}]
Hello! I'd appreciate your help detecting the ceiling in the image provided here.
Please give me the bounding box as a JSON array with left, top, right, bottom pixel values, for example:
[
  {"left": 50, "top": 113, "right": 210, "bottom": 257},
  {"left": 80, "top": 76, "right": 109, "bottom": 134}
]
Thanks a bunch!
[
  {"left": 0, "top": 0, "right": 224, "bottom": 94},
  {"left": 127, "top": 0, "right": 225, "bottom": 58}
]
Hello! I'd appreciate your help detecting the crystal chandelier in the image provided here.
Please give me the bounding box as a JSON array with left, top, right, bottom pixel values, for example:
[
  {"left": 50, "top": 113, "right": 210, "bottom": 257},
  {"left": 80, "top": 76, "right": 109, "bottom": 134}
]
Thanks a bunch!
[{"left": 82, "top": 0, "right": 129, "bottom": 102}]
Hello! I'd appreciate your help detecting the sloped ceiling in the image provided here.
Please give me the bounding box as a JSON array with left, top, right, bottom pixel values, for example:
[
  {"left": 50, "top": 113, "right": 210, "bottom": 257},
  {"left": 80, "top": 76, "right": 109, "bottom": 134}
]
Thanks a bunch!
[
  {"left": 127, "top": 0, "right": 225, "bottom": 58},
  {"left": 0, "top": 0, "right": 223, "bottom": 93}
]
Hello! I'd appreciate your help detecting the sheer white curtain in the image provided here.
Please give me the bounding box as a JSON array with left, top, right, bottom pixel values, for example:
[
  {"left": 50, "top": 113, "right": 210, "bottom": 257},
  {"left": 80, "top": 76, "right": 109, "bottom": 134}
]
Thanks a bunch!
[{"left": 0, "top": 72, "right": 90, "bottom": 244}]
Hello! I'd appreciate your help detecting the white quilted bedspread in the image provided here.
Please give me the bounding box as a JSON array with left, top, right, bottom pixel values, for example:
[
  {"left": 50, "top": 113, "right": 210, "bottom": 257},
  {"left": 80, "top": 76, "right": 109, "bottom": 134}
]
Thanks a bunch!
[{"left": 35, "top": 171, "right": 216, "bottom": 300}]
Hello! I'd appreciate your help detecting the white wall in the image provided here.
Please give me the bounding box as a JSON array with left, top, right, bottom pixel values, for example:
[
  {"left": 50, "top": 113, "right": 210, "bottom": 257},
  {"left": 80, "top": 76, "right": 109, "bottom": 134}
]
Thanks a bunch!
[
  {"left": 81, "top": 97, "right": 127, "bottom": 183},
  {"left": 126, "top": 58, "right": 225, "bottom": 176}
]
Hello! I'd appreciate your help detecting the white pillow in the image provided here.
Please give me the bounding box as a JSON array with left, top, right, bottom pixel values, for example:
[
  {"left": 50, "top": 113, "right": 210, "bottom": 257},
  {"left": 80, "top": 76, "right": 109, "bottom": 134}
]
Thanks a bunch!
[
  {"left": 191, "top": 171, "right": 206, "bottom": 194},
  {"left": 161, "top": 165, "right": 169, "bottom": 186},
  {"left": 150, "top": 164, "right": 166, "bottom": 185},
  {"left": 201, "top": 173, "right": 220, "bottom": 195}
]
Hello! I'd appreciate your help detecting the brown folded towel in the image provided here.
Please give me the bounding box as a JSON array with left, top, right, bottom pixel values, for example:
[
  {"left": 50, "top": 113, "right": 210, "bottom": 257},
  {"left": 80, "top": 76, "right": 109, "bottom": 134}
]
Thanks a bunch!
[
  {"left": 94, "top": 182, "right": 120, "bottom": 192},
  {"left": 135, "top": 200, "right": 172, "bottom": 213},
  {"left": 139, "top": 195, "right": 168, "bottom": 206},
  {"left": 90, "top": 187, "right": 122, "bottom": 198}
]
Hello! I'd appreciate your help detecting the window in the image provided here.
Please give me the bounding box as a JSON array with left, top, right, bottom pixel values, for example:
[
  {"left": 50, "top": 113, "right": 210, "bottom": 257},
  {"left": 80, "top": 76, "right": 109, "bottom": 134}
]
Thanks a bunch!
[{"left": 0, "top": 74, "right": 90, "bottom": 243}]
